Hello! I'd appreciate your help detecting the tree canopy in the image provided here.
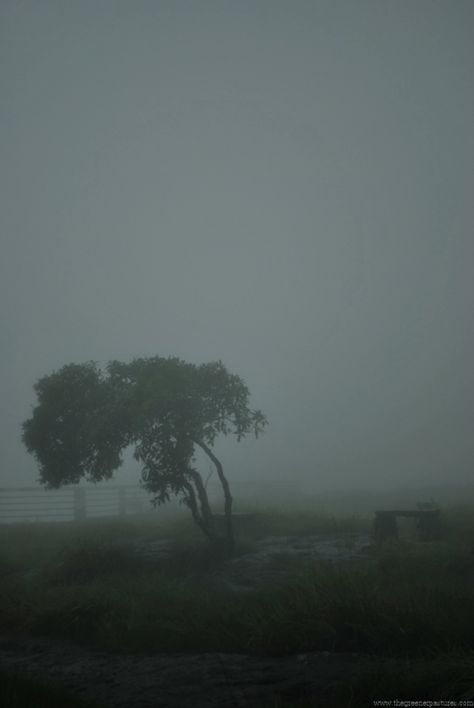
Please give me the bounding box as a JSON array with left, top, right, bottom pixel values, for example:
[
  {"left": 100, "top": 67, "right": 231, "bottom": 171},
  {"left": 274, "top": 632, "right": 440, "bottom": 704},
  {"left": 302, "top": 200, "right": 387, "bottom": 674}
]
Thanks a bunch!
[{"left": 22, "top": 356, "right": 267, "bottom": 550}]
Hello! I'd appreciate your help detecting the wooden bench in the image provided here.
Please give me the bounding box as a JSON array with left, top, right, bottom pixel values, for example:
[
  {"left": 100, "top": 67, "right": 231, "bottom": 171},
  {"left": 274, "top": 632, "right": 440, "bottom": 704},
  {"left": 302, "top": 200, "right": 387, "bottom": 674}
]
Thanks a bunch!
[{"left": 374, "top": 508, "right": 441, "bottom": 541}]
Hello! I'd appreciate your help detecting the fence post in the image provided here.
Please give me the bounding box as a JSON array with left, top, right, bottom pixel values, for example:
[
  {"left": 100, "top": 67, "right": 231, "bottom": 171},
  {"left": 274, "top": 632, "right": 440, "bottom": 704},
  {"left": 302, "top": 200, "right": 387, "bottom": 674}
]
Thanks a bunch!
[
  {"left": 118, "top": 487, "right": 126, "bottom": 517},
  {"left": 74, "top": 488, "right": 86, "bottom": 521}
]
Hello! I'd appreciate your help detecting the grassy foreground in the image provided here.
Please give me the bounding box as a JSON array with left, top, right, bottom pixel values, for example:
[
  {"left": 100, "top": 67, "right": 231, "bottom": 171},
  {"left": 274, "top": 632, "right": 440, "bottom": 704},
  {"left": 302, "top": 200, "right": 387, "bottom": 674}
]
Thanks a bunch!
[
  {"left": 1, "top": 505, "right": 474, "bottom": 704},
  {"left": 273, "top": 652, "right": 474, "bottom": 707},
  {"left": 0, "top": 671, "right": 99, "bottom": 708}
]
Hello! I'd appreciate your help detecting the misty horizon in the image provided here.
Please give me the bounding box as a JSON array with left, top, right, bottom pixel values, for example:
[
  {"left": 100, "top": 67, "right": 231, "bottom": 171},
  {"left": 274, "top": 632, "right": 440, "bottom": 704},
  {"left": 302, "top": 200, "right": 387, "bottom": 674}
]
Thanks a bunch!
[{"left": 1, "top": 0, "right": 473, "bottom": 494}]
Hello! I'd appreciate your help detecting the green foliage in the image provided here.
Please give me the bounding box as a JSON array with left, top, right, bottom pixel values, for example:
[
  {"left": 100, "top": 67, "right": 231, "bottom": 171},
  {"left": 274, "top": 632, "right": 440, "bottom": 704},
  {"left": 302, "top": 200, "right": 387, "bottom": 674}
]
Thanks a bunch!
[
  {"left": 22, "top": 362, "right": 125, "bottom": 487},
  {"left": 3, "top": 511, "right": 474, "bottom": 705},
  {"left": 45, "top": 543, "right": 149, "bottom": 585},
  {"left": 22, "top": 357, "right": 267, "bottom": 537},
  {"left": 3, "top": 510, "right": 474, "bottom": 659}
]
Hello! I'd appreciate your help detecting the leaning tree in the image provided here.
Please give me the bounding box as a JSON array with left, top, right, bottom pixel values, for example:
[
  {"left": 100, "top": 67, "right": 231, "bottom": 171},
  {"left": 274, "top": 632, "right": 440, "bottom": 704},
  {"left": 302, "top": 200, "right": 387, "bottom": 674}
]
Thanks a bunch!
[{"left": 22, "top": 356, "right": 267, "bottom": 552}]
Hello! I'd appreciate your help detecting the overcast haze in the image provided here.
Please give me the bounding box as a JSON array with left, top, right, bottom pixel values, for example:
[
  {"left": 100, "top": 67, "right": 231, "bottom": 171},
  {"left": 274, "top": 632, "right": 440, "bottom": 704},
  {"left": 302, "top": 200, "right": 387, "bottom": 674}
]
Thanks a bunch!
[{"left": 1, "top": 0, "right": 473, "bottom": 493}]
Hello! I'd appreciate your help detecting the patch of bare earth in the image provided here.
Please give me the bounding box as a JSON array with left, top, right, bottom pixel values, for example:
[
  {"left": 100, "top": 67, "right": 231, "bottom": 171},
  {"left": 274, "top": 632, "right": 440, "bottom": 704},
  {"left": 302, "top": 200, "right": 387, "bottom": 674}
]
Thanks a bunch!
[
  {"left": 0, "top": 636, "right": 361, "bottom": 707},
  {"left": 1, "top": 534, "right": 372, "bottom": 706}
]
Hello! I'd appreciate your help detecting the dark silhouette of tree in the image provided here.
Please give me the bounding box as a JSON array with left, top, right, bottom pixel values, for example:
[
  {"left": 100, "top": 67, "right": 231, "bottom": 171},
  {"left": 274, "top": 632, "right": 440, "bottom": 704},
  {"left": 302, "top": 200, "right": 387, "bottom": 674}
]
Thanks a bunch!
[{"left": 22, "top": 357, "right": 267, "bottom": 553}]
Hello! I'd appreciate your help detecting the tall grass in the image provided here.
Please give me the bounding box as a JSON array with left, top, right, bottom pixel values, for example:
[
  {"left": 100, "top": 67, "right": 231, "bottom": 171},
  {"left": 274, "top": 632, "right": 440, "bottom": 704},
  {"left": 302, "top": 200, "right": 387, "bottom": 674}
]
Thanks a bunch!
[
  {"left": 1, "top": 506, "right": 473, "bottom": 658},
  {"left": 0, "top": 671, "right": 98, "bottom": 708},
  {"left": 272, "top": 652, "right": 474, "bottom": 707}
]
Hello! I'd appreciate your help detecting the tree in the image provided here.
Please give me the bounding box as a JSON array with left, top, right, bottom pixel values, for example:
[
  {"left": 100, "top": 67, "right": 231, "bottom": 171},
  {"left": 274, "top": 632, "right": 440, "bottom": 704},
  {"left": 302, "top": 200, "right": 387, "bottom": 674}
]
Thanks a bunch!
[{"left": 22, "top": 356, "right": 267, "bottom": 553}]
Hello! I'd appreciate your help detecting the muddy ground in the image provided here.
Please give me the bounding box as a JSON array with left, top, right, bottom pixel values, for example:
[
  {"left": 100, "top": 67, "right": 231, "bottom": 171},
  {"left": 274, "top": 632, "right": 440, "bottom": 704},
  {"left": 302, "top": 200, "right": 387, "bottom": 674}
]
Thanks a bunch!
[
  {"left": 0, "top": 635, "right": 364, "bottom": 707},
  {"left": 118, "top": 531, "right": 372, "bottom": 591},
  {"left": 0, "top": 533, "right": 372, "bottom": 706}
]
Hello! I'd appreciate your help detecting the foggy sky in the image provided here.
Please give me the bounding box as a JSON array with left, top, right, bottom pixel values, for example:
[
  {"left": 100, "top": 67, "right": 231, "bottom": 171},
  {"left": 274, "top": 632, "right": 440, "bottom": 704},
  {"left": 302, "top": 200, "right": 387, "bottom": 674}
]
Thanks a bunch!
[{"left": 1, "top": 0, "right": 473, "bottom": 492}]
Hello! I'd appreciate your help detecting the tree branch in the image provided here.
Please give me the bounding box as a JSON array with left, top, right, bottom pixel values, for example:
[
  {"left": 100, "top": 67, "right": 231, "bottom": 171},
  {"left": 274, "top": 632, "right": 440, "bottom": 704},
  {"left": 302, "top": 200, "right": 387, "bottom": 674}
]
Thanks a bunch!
[
  {"left": 193, "top": 439, "right": 234, "bottom": 553},
  {"left": 184, "top": 468, "right": 214, "bottom": 534},
  {"left": 182, "top": 480, "right": 213, "bottom": 540}
]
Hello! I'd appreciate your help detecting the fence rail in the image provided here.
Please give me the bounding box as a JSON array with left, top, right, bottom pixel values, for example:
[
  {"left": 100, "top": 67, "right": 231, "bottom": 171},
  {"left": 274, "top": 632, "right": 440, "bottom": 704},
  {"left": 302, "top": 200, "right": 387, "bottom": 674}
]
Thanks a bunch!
[
  {"left": 0, "top": 479, "right": 301, "bottom": 524},
  {"left": 0, "top": 485, "right": 152, "bottom": 523}
]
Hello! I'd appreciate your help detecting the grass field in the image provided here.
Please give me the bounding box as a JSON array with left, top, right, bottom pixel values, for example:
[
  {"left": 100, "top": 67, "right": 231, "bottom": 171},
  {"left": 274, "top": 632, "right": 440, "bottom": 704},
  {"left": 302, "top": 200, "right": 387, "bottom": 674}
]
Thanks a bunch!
[
  {"left": 0, "top": 671, "right": 99, "bottom": 708},
  {"left": 1, "top": 503, "right": 474, "bottom": 705}
]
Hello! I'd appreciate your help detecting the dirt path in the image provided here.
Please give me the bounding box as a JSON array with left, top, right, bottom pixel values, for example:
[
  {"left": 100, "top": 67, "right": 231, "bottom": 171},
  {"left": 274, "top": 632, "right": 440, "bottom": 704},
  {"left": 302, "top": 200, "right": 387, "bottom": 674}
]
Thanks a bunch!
[{"left": 0, "top": 636, "right": 362, "bottom": 707}]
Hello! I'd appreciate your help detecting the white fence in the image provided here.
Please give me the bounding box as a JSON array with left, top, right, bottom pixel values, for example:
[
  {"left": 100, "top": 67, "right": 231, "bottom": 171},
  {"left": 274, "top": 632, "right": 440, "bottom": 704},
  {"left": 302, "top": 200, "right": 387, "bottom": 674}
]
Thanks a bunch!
[
  {"left": 0, "top": 485, "right": 153, "bottom": 524},
  {"left": 0, "top": 479, "right": 302, "bottom": 524}
]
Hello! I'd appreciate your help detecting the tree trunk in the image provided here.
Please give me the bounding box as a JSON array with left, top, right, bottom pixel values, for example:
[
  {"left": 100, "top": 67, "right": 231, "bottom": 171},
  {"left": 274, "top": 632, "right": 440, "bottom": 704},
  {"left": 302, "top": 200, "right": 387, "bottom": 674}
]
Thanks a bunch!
[
  {"left": 186, "top": 468, "right": 215, "bottom": 537},
  {"left": 182, "top": 480, "right": 214, "bottom": 541},
  {"left": 193, "top": 440, "right": 235, "bottom": 555}
]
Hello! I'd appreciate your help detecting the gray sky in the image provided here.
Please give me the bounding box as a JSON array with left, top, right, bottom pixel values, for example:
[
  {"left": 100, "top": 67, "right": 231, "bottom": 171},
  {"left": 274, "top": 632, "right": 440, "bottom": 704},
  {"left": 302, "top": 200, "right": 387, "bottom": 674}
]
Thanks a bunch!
[{"left": 1, "top": 0, "right": 473, "bottom": 492}]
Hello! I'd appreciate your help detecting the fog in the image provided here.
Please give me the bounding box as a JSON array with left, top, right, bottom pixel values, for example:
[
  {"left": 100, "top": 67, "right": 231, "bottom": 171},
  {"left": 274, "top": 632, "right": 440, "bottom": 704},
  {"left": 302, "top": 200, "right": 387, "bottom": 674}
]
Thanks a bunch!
[{"left": 1, "top": 0, "right": 473, "bottom": 496}]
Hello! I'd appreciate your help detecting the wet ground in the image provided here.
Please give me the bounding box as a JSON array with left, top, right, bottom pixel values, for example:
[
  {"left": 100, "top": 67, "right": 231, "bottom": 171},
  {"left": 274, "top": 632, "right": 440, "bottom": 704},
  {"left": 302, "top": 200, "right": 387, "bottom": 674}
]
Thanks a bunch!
[
  {"left": 0, "top": 635, "right": 362, "bottom": 707},
  {"left": 213, "top": 533, "right": 372, "bottom": 591},
  {"left": 1, "top": 533, "right": 372, "bottom": 706},
  {"left": 122, "top": 531, "right": 372, "bottom": 591},
  {"left": 127, "top": 532, "right": 371, "bottom": 563}
]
